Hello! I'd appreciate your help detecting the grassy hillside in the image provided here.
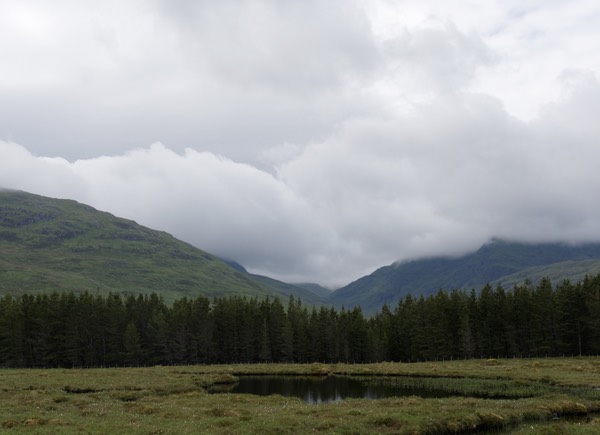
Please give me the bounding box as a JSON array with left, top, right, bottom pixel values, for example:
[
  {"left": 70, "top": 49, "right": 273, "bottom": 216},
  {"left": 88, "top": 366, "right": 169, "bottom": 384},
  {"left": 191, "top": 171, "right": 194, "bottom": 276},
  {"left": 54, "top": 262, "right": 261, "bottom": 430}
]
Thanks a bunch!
[
  {"left": 332, "top": 239, "right": 600, "bottom": 313},
  {"left": 221, "top": 260, "right": 332, "bottom": 306},
  {"left": 246, "top": 274, "right": 331, "bottom": 306},
  {"left": 491, "top": 258, "right": 600, "bottom": 289},
  {"left": 0, "top": 190, "right": 316, "bottom": 303},
  {"left": 293, "top": 282, "right": 333, "bottom": 299}
]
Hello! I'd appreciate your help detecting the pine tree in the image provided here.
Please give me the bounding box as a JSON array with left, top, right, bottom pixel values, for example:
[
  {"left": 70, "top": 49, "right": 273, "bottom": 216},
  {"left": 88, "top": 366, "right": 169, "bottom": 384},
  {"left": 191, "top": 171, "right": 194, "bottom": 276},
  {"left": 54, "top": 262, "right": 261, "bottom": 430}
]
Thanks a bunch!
[
  {"left": 258, "top": 318, "right": 272, "bottom": 362},
  {"left": 510, "top": 282, "right": 534, "bottom": 355},
  {"left": 287, "top": 296, "right": 309, "bottom": 362},
  {"left": 122, "top": 321, "right": 142, "bottom": 366},
  {"left": 106, "top": 294, "right": 128, "bottom": 366},
  {"left": 147, "top": 310, "right": 169, "bottom": 365},
  {"left": 189, "top": 296, "right": 213, "bottom": 363},
  {"left": 456, "top": 292, "right": 474, "bottom": 359},
  {"left": 392, "top": 295, "right": 416, "bottom": 362},
  {"left": 582, "top": 274, "right": 600, "bottom": 354},
  {"left": 530, "top": 278, "right": 559, "bottom": 355},
  {"left": 556, "top": 280, "right": 587, "bottom": 356},
  {"left": 0, "top": 295, "right": 25, "bottom": 367}
]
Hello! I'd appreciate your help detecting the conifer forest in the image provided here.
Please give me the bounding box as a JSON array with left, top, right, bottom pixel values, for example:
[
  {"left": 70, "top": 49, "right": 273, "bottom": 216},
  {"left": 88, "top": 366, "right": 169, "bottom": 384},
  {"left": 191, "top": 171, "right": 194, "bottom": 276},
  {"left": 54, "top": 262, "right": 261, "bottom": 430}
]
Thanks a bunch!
[{"left": 1, "top": 274, "right": 599, "bottom": 368}]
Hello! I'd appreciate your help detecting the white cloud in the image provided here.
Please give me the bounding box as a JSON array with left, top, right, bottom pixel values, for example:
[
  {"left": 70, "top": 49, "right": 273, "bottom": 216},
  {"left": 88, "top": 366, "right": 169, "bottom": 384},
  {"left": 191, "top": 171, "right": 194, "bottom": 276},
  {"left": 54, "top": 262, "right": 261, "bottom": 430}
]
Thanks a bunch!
[
  {"left": 159, "top": 0, "right": 379, "bottom": 91},
  {"left": 0, "top": 141, "right": 331, "bottom": 282},
  {"left": 2, "top": 1, "right": 600, "bottom": 286},
  {"left": 382, "top": 21, "right": 495, "bottom": 95},
  {"left": 3, "top": 74, "right": 600, "bottom": 286}
]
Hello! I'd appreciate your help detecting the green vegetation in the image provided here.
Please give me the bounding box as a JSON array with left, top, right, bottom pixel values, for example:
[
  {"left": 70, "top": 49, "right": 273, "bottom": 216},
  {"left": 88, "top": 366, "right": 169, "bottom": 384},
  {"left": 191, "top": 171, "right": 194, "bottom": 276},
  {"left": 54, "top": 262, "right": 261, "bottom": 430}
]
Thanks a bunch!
[
  {"left": 293, "top": 282, "right": 333, "bottom": 298},
  {"left": 332, "top": 239, "right": 600, "bottom": 314},
  {"left": 5, "top": 189, "right": 600, "bottom": 316},
  {"left": 2, "top": 274, "right": 600, "bottom": 368},
  {"left": 1, "top": 358, "right": 600, "bottom": 433},
  {"left": 244, "top": 273, "right": 332, "bottom": 306},
  {"left": 4, "top": 190, "right": 600, "bottom": 432},
  {"left": 493, "top": 259, "right": 600, "bottom": 290},
  {"left": 0, "top": 190, "right": 326, "bottom": 305}
]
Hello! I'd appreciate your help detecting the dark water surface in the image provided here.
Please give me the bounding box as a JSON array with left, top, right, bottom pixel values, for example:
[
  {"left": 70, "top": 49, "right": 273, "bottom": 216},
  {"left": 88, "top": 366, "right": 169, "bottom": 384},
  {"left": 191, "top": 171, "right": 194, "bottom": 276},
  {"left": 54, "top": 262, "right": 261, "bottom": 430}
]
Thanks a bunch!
[{"left": 208, "top": 375, "right": 456, "bottom": 403}]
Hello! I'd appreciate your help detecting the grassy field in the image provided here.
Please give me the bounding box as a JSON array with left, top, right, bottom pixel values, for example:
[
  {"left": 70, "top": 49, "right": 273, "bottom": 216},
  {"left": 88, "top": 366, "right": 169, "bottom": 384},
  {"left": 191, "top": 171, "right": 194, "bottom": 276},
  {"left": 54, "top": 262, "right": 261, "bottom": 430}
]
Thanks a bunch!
[{"left": 1, "top": 357, "right": 600, "bottom": 433}]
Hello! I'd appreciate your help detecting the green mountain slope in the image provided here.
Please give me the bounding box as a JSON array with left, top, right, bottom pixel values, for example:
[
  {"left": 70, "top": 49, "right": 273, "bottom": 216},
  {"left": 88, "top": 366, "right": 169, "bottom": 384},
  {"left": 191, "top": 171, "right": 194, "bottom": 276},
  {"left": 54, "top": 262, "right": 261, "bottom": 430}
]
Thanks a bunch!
[
  {"left": 490, "top": 259, "right": 600, "bottom": 289},
  {"left": 221, "top": 260, "right": 331, "bottom": 306},
  {"left": 246, "top": 274, "right": 331, "bottom": 306},
  {"left": 292, "top": 283, "right": 333, "bottom": 299},
  {"left": 0, "top": 190, "right": 319, "bottom": 303},
  {"left": 331, "top": 239, "right": 600, "bottom": 314}
]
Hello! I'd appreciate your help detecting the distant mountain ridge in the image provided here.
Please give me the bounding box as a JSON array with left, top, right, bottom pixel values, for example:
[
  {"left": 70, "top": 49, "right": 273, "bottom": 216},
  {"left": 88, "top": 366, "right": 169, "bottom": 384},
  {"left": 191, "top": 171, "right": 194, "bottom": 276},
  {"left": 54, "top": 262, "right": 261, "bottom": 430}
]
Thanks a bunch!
[
  {"left": 0, "top": 190, "right": 325, "bottom": 304},
  {"left": 221, "top": 259, "right": 331, "bottom": 305},
  {"left": 331, "top": 239, "right": 600, "bottom": 314},
  {"left": 5, "top": 190, "right": 600, "bottom": 315}
]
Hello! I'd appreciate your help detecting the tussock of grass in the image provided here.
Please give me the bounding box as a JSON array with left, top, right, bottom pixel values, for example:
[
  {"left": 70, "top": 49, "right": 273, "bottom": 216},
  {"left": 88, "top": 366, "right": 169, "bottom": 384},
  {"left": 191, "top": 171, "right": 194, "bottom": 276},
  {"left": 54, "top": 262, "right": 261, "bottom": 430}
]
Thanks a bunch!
[
  {"left": 63, "top": 386, "right": 102, "bottom": 394},
  {"left": 0, "top": 358, "right": 599, "bottom": 433}
]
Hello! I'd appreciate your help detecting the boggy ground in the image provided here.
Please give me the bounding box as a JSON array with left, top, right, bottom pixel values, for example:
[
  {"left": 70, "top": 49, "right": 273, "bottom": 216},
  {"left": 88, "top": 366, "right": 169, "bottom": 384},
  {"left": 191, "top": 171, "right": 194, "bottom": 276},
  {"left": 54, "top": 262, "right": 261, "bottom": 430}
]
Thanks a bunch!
[{"left": 1, "top": 357, "right": 600, "bottom": 434}]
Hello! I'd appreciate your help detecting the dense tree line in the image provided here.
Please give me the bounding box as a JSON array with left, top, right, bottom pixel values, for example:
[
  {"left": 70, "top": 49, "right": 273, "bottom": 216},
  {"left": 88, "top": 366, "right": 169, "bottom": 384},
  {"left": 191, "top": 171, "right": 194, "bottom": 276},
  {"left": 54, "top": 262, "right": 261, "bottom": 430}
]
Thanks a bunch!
[{"left": 1, "top": 274, "right": 600, "bottom": 368}]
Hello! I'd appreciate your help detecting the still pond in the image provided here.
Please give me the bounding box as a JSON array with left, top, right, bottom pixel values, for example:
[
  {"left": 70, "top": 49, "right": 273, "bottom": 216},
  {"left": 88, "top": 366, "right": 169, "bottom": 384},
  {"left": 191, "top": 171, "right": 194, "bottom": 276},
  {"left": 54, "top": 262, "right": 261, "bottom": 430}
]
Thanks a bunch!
[{"left": 209, "top": 375, "right": 457, "bottom": 404}]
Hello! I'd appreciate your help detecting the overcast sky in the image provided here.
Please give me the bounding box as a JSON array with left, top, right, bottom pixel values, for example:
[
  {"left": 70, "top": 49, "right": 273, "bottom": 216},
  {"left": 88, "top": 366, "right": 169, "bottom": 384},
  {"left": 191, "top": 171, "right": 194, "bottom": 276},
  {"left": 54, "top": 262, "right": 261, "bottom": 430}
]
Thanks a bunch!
[{"left": 2, "top": 0, "right": 600, "bottom": 287}]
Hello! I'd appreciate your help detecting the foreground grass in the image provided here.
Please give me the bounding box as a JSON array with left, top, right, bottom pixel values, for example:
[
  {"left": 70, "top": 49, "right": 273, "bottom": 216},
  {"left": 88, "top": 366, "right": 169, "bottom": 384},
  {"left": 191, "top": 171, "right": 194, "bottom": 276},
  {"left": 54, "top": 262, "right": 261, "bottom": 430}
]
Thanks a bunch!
[{"left": 1, "top": 357, "right": 599, "bottom": 434}]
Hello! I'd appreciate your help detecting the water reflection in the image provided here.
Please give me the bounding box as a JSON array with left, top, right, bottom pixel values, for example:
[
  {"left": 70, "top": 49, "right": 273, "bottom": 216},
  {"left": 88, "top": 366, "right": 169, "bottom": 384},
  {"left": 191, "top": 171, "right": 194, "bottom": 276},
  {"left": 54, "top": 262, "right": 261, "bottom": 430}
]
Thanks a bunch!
[{"left": 209, "top": 375, "right": 456, "bottom": 404}]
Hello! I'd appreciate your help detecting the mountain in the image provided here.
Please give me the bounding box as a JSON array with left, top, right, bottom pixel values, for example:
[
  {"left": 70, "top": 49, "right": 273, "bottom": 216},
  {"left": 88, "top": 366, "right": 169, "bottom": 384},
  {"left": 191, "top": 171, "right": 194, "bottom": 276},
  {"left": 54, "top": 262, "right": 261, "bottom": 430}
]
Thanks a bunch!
[
  {"left": 223, "top": 259, "right": 332, "bottom": 305},
  {"left": 221, "top": 260, "right": 331, "bottom": 305},
  {"left": 0, "top": 190, "right": 325, "bottom": 304},
  {"left": 292, "top": 283, "right": 333, "bottom": 299},
  {"left": 331, "top": 239, "right": 600, "bottom": 314},
  {"left": 243, "top": 274, "right": 331, "bottom": 306},
  {"left": 9, "top": 189, "right": 599, "bottom": 314}
]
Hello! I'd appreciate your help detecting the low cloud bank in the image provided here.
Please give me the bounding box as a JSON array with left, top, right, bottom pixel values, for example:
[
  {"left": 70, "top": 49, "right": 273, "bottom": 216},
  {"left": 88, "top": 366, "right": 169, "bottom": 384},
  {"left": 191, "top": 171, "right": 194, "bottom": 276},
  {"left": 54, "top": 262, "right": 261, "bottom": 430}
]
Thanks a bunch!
[{"left": 3, "top": 77, "right": 600, "bottom": 286}]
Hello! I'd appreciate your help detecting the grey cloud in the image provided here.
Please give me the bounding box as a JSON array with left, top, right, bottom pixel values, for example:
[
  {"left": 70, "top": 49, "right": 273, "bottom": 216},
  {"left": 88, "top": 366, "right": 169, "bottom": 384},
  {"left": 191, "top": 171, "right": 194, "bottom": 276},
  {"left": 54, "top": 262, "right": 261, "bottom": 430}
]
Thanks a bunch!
[
  {"left": 276, "top": 82, "right": 600, "bottom": 276},
  {"left": 2, "top": 2, "right": 600, "bottom": 286},
  {"left": 160, "top": 0, "right": 379, "bottom": 92},
  {"left": 0, "top": 1, "right": 380, "bottom": 163},
  {"left": 0, "top": 141, "right": 332, "bottom": 283},
  {"left": 383, "top": 22, "right": 496, "bottom": 94},
  {"left": 3, "top": 77, "right": 600, "bottom": 286}
]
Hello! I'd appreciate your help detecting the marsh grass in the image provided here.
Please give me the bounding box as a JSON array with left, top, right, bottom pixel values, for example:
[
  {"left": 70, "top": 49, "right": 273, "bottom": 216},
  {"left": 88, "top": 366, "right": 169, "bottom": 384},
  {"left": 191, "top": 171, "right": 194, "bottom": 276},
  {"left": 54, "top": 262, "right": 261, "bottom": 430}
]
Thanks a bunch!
[{"left": 0, "top": 358, "right": 599, "bottom": 433}]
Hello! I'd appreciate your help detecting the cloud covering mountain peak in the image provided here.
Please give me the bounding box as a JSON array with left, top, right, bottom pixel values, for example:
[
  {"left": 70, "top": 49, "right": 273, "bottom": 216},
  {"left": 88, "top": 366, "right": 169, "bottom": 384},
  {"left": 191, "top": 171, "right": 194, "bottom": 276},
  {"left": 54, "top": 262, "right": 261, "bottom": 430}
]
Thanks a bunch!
[{"left": 2, "top": 1, "right": 600, "bottom": 286}]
